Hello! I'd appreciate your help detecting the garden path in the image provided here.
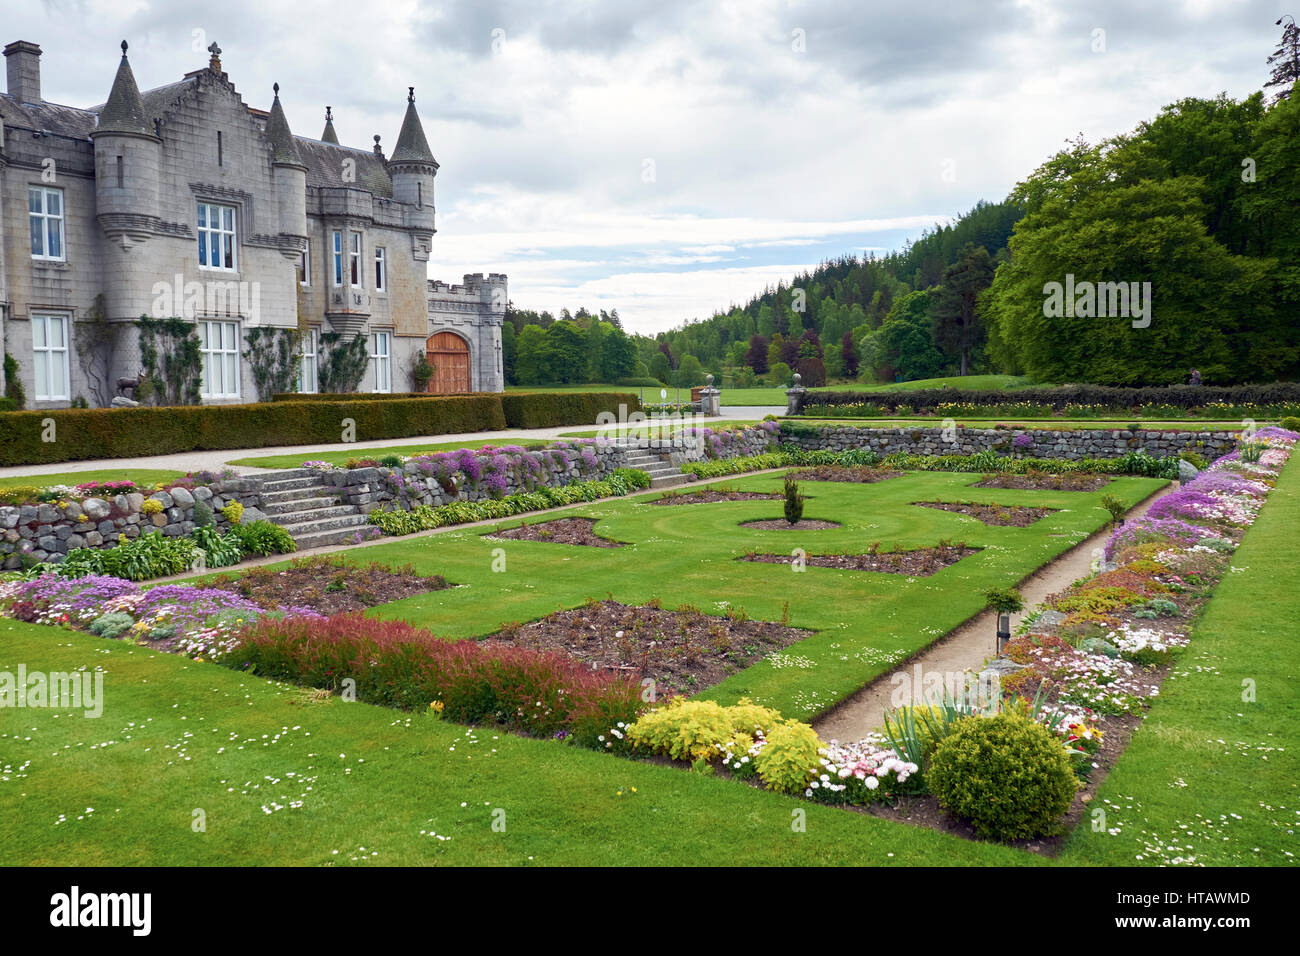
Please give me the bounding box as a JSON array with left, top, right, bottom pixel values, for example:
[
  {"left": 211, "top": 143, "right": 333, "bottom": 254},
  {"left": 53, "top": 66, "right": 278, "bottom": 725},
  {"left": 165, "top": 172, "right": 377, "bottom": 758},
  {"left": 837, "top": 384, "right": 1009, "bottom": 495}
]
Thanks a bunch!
[{"left": 812, "top": 490, "right": 1165, "bottom": 741}]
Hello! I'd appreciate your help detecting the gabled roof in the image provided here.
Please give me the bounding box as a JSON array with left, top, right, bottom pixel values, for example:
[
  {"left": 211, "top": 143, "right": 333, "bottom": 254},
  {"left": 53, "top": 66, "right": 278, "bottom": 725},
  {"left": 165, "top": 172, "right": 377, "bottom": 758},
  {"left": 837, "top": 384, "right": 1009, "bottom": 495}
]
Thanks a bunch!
[
  {"left": 95, "top": 41, "right": 155, "bottom": 137},
  {"left": 0, "top": 94, "right": 97, "bottom": 138},
  {"left": 389, "top": 87, "right": 437, "bottom": 166},
  {"left": 294, "top": 137, "right": 393, "bottom": 196}
]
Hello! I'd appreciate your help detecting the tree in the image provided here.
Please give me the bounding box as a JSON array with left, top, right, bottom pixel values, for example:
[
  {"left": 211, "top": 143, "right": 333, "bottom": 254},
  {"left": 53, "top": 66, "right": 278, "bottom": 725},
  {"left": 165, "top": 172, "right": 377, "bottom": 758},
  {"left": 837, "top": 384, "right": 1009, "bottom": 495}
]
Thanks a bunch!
[
  {"left": 648, "top": 350, "right": 672, "bottom": 385},
  {"left": 599, "top": 324, "right": 638, "bottom": 381},
  {"left": 674, "top": 353, "right": 705, "bottom": 388},
  {"left": 766, "top": 333, "right": 785, "bottom": 370},
  {"left": 840, "top": 330, "right": 859, "bottom": 378},
  {"left": 879, "top": 291, "right": 945, "bottom": 381},
  {"left": 1267, "top": 15, "right": 1300, "bottom": 102},
  {"left": 768, "top": 361, "right": 792, "bottom": 386},
  {"left": 513, "top": 324, "right": 548, "bottom": 384},
  {"left": 930, "top": 243, "right": 996, "bottom": 376},
  {"left": 744, "top": 334, "right": 769, "bottom": 373},
  {"left": 543, "top": 321, "right": 586, "bottom": 383}
]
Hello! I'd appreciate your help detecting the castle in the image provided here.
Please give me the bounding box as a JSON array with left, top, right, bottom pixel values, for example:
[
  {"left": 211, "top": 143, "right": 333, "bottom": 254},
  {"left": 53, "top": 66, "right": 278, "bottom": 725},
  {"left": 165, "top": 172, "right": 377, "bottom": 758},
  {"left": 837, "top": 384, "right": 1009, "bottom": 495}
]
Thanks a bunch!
[{"left": 0, "top": 39, "right": 506, "bottom": 407}]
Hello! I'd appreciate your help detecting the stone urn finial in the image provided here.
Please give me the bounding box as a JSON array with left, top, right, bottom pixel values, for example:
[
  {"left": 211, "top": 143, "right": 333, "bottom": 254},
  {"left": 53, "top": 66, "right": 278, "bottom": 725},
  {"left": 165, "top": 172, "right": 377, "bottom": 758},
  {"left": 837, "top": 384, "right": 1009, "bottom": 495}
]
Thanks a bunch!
[
  {"left": 793, "top": 373, "right": 802, "bottom": 386},
  {"left": 705, "top": 374, "right": 714, "bottom": 387}
]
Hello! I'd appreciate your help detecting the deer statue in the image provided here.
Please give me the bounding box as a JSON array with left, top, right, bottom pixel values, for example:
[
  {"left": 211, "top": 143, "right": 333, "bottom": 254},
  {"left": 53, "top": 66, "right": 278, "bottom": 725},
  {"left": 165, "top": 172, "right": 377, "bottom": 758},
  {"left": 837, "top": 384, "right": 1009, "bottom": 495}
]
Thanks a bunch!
[{"left": 116, "top": 369, "right": 146, "bottom": 400}]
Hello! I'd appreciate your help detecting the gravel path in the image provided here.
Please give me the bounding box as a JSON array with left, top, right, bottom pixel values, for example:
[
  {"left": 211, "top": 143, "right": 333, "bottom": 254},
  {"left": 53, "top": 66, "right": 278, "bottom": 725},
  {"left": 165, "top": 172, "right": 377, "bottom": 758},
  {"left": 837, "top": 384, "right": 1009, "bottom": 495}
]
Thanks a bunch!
[{"left": 812, "top": 489, "right": 1166, "bottom": 742}]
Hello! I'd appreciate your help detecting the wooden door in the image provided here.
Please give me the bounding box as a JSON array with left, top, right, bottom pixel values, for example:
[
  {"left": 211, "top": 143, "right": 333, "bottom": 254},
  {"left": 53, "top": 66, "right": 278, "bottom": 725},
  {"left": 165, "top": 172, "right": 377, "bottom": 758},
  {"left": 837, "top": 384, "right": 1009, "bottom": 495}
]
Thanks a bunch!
[{"left": 426, "top": 331, "right": 471, "bottom": 393}]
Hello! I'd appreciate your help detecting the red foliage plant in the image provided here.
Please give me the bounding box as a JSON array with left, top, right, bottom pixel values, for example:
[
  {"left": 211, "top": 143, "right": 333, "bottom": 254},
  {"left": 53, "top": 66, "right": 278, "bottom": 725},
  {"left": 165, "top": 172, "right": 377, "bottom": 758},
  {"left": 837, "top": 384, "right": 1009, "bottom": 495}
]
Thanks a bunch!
[{"left": 224, "top": 612, "right": 642, "bottom": 745}]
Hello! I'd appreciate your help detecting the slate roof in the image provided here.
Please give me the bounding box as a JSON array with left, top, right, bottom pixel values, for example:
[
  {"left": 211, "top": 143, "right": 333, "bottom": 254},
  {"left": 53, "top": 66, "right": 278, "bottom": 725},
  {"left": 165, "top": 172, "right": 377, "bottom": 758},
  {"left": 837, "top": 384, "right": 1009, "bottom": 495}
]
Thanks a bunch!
[
  {"left": 96, "top": 44, "right": 154, "bottom": 136},
  {"left": 390, "top": 90, "right": 437, "bottom": 166},
  {"left": 294, "top": 137, "right": 393, "bottom": 196},
  {"left": 0, "top": 94, "right": 97, "bottom": 138}
]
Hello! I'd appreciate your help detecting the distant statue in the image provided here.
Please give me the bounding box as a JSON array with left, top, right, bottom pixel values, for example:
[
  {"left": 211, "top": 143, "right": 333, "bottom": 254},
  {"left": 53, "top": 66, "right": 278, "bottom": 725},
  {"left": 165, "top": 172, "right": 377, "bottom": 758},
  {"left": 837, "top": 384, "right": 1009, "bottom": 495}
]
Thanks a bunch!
[
  {"left": 116, "top": 369, "right": 145, "bottom": 400},
  {"left": 1189, "top": 368, "right": 1202, "bottom": 386}
]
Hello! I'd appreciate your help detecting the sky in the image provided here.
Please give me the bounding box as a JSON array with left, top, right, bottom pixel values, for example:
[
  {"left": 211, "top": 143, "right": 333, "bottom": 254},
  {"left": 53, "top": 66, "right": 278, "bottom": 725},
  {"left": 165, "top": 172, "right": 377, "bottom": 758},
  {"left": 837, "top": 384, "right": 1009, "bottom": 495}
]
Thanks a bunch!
[{"left": 3, "top": 0, "right": 1287, "bottom": 334}]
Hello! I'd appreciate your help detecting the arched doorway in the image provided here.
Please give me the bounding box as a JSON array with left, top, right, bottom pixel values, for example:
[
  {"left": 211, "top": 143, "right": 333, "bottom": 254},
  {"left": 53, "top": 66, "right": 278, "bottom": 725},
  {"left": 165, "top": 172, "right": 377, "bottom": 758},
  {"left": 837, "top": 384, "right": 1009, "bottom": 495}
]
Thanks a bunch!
[{"left": 425, "top": 331, "right": 471, "bottom": 393}]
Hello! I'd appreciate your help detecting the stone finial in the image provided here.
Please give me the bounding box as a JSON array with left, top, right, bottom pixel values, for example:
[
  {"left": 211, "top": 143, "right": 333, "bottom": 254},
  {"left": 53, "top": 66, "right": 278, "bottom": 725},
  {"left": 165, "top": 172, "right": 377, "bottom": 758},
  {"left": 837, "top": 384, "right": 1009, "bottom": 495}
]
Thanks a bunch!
[
  {"left": 208, "top": 41, "right": 222, "bottom": 72},
  {"left": 120, "top": 40, "right": 128, "bottom": 55},
  {"left": 705, "top": 374, "right": 714, "bottom": 386},
  {"left": 792, "top": 373, "right": 802, "bottom": 386},
  {"left": 326, "top": 106, "right": 332, "bottom": 121},
  {"left": 273, "top": 82, "right": 280, "bottom": 97},
  {"left": 408, "top": 86, "right": 415, "bottom": 103}
]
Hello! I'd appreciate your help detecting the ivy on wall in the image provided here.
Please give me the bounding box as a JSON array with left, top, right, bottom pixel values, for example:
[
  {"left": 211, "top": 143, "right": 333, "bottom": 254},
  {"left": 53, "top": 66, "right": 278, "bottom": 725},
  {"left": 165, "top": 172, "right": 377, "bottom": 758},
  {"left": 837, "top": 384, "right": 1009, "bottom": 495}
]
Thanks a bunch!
[
  {"left": 318, "top": 332, "right": 369, "bottom": 393},
  {"left": 243, "top": 327, "right": 301, "bottom": 400},
  {"left": 137, "top": 316, "right": 202, "bottom": 406},
  {"left": 75, "top": 295, "right": 115, "bottom": 407}
]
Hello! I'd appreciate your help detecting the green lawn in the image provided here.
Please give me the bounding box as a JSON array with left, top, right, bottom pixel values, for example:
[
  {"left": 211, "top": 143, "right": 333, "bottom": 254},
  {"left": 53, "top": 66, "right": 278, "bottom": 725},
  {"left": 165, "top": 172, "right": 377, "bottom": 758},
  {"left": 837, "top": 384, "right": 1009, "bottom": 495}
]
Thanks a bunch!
[
  {"left": 0, "top": 468, "right": 185, "bottom": 491},
  {"left": 283, "top": 469, "right": 1163, "bottom": 718},
  {"left": 1058, "top": 454, "right": 1300, "bottom": 867},
  {"left": 0, "top": 615, "right": 1032, "bottom": 866}
]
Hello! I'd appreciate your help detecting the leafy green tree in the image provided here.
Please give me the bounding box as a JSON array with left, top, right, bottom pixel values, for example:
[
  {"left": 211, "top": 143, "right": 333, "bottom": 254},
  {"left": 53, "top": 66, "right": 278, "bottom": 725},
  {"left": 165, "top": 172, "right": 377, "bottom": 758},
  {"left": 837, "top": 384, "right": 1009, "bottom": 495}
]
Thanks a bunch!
[
  {"left": 599, "top": 323, "right": 639, "bottom": 381},
  {"left": 501, "top": 321, "right": 517, "bottom": 385},
  {"left": 674, "top": 353, "right": 705, "bottom": 388},
  {"left": 931, "top": 243, "right": 996, "bottom": 376},
  {"left": 513, "top": 324, "right": 548, "bottom": 385},
  {"left": 1266, "top": 15, "right": 1300, "bottom": 102},
  {"left": 879, "top": 291, "right": 945, "bottom": 381},
  {"left": 648, "top": 350, "right": 672, "bottom": 385}
]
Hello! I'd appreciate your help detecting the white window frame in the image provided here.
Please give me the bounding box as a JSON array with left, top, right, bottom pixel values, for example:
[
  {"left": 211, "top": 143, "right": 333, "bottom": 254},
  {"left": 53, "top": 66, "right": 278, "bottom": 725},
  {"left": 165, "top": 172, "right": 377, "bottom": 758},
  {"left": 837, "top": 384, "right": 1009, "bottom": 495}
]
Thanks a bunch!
[
  {"left": 198, "top": 319, "right": 241, "bottom": 399},
  {"left": 370, "top": 330, "right": 391, "bottom": 393},
  {"left": 331, "top": 230, "right": 344, "bottom": 287},
  {"left": 374, "top": 247, "right": 387, "bottom": 292},
  {"left": 29, "top": 187, "right": 66, "bottom": 262},
  {"left": 349, "top": 232, "right": 363, "bottom": 288},
  {"left": 298, "top": 239, "right": 311, "bottom": 287},
  {"left": 197, "top": 201, "right": 238, "bottom": 272},
  {"left": 299, "top": 328, "right": 319, "bottom": 394},
  {"left": 31, "top": 314, "right": 71, "bottom": 401}
]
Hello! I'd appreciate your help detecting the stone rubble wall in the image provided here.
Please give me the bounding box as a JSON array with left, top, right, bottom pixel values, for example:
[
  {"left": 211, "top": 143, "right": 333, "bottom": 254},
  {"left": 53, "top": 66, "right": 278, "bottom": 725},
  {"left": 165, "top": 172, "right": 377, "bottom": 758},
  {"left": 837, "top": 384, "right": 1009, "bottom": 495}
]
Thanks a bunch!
[
  {"left": 317, "top": 443, "right": 627, "bottom": 512},
  {"left": 777, "top": 424, "right": 1236, "bottom": 459},
  {"left": 0, "top": 479, "right": 265, "bottom": 569}
]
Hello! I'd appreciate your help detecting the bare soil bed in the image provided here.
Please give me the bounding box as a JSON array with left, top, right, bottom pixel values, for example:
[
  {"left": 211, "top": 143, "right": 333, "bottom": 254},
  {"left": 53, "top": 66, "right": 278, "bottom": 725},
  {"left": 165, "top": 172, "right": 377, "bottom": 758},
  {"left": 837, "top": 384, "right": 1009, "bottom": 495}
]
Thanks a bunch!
[
  {"left": 793, "top": 465, "right": 903, "bottom": 483},
  {"left": 740, "top": 542, "right": 979, "bottom": 576},
  {"left": 739, "top": 518, "right": 842, "bottom": 530},
  {"left": 974, "top": 472, "right": 1111, "bottom": 491},
  {"left": 206, "top": 555, "right": 450, "bottom": 613},
  {"left": 483, "top": 599, "right": 812, "bottom": 695},
  {"left": 915, "top": 500, "right": 1058, "bottom": 527},
  {"left": 485, "top": 517, "right": 626, "bottom": 548},
  {"left": 653, "top": 488, "right": 782, "bottom": 505}
]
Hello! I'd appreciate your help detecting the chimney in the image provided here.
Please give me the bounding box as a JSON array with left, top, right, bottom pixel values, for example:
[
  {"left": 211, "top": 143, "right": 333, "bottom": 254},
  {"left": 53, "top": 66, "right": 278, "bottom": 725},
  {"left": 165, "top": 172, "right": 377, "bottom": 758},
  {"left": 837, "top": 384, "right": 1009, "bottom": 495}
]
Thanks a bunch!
[{"left": 4, "top": 41, "right": 42, "bottom": 104}]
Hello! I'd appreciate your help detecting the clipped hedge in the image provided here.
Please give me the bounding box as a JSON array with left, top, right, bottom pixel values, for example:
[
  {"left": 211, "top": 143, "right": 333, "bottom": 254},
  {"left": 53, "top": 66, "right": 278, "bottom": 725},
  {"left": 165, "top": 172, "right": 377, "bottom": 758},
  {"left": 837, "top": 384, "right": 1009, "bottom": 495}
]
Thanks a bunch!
[
  {"left": 500, "top": 391, "right": 640, "bottom": 428},
  {"left": 805, "top": 382, "right": 1300, "bottom": 414},
  {"left": 270, "top": 391, "right": 476, "bottom": 401},
  {"left": 0, "top": 396, "right": 507, "bottom": 466}
]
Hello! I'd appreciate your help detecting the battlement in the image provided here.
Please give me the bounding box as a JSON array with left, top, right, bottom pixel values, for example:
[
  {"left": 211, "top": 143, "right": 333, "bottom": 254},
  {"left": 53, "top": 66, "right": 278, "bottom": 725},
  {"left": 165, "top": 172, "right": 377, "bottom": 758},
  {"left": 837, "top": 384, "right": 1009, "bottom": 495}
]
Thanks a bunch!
[{"left": 428, "top": 273, "right": 508, "bottom": 299}]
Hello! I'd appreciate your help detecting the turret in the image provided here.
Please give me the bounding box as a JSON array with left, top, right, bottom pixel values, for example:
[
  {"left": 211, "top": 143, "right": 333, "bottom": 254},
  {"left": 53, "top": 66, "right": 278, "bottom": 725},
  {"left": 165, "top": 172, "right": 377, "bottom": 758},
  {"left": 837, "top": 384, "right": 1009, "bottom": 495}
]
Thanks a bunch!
[
  {"left": 265, "top": 82, "right": 307, "bottom": 243},
  {"left": 91, "top": 41, "right": 161, "bottom": 250},
  {"left": 388, "top": 86, "right": 438, "bottom": 232}
]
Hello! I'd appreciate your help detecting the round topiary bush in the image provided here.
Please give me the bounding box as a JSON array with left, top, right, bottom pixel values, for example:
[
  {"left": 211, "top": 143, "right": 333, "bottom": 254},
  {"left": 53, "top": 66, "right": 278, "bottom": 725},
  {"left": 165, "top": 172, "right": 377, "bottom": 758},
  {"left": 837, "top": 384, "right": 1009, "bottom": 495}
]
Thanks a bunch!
[
  {"left": 1279, "top": 416, "right": 1300, "bottom": 433},
  {"left": 927, "top": 713, "right": 1078, "bottom": 841}
]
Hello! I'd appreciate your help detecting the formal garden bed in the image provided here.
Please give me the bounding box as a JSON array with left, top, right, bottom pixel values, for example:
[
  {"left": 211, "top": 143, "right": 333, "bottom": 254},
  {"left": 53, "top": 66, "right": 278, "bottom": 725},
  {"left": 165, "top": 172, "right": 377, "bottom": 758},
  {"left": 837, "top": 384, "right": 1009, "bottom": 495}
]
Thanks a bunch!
[
  {"left": 484, "top": 517, "right": 627, "bottom": 548},
  {"left": 651, "top": 488, "right": 783, "bottom": 505},
  {"left": 973, "top": 472, "right": 1112, "bottom": 491},
  {"left": 791, "top": 465, "right": 903, "bottom": 483},
  {"left": 4, "top": 430, "right": 1291, "bottom": 861},
  {"left": 740, "top": 540, "right": 979, "bottom": 575},
  {"left": 738, "top": 518, "right": 842, "bottom": 530},
  {"left": 914, "top": 500, "right": 1058, "bottom": 526},
  {"left": 483, "top": 598, "right": 811, "bottom": 696},
  {"left": 203, "top": 555, "right": 451, "bottom": 614}
]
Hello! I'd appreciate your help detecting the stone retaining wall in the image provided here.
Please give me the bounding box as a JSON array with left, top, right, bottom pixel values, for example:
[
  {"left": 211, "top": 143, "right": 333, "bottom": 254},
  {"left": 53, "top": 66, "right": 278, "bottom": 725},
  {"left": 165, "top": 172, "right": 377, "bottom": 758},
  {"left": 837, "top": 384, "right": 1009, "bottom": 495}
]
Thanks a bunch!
[
  {"left": 318, "top": 442, "right": 627, "bottom": 512},
  {"left": 777, "top": 424, "right": 1236, "bottom": 460},
  {"left": 0, "top": 479, "right": 265, "bottom": 569}
]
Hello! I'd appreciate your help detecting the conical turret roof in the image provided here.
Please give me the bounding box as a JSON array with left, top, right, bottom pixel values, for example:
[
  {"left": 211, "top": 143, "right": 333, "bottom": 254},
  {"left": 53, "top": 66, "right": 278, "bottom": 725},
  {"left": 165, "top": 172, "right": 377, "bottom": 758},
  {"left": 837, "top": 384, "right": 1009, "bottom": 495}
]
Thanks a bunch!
[
  {"left": 96, "top": 41, "right": 155, "bottom": 137},
  {"left": 390, "top": 87, "right": 437, "bottom": 166},
  {"left": 321, "top": 106, "right": 339, "bottom": 144},
  {"left": 265, "top": 83, "right": 305, "bottom": 167}
]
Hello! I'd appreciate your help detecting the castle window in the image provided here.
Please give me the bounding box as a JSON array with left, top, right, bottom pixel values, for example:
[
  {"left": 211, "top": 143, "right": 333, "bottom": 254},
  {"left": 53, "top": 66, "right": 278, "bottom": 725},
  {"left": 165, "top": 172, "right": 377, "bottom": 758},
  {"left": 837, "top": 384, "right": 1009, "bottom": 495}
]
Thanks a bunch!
[
  {"left": 31, "top": 314, "right": 70, "bottom": 401},
  {"left": 349, "top": 232, "right": 362, "bottom": 287},
  {"left": 374, "top": 247, "right": 387, "bottom": 292},
  {"left": 370, "top": 331, "right": 391, "bottom": 393},
  {"left": 198, "top": 319, "right": 241, "bottom": 399},
  {"left": 116, "top": 155, "right": 124, "bottom": 188},
  {"left": 197, "top": 202, "right": 237, "bottom": 271},
  {"left": 299, "top": 328, "right": 318, "bottom": 394},
  {"left": 297, "top": 239, "right": 311, "bottom": 286},
  {"left": 331, "top": 231, "right": 344, "bottom": 286},
  {"left": 29, "top": 187, "right": 65, "bottom": 261},
  {"left": 217, "top": 131, "right": 223, "bottom": 167}
]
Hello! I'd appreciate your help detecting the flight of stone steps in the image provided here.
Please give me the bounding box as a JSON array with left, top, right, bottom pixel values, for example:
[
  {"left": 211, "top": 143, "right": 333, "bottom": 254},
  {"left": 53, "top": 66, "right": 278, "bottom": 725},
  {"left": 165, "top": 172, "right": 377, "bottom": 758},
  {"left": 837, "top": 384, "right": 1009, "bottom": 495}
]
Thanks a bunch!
[
  {"left": 610, "top": 440, "right": 688, "bottom": 489},
  {"left": 253, "top": 470, "right": 371, "bottom": 550}
]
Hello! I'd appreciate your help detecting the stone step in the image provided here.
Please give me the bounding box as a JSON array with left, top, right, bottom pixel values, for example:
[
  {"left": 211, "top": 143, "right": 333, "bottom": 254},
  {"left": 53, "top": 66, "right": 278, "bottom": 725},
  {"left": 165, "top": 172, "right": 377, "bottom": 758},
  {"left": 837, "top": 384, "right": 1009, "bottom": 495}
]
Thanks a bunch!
[
  {"left": 649, "top": 474, "right": 689, "bottom": 489},
  {"left": 259, "top": 476, "right": 332, "bottom": 494},
  {"left": 262, "top": 503, "right": 361, "bottom": 524},
  {"left": 259, "top": 487, "right": 339, "bottom": 507},
  {"left": 292, "top": 524, "right": 382, "bottom": 550},
  {"left": 276, "top": 512, "right": 371, "bottom": 537}
]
